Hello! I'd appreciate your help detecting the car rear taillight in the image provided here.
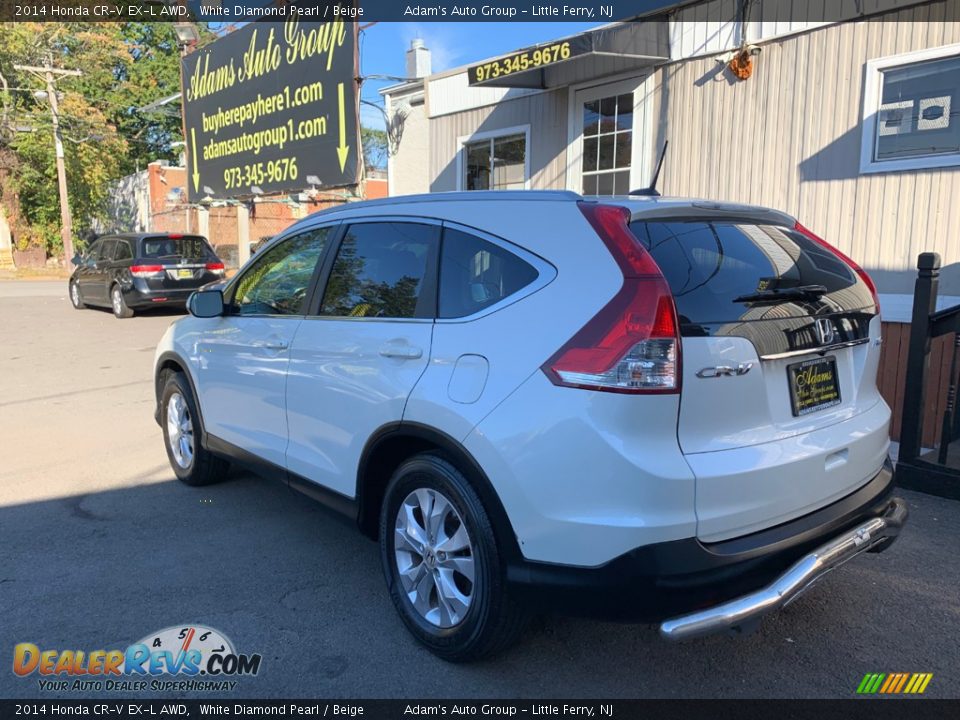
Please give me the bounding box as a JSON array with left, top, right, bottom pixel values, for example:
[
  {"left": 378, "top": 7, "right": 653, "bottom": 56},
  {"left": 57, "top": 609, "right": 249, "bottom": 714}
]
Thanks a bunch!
[
  {"left": 129, "top": 265, "right": 164, "bottom": 278},
  {"left": 541, "top": 203, "right": 681, "bottom": 394},
  {"left": 794, "top": 221, "right": 880, "bottom": 313},
  {"left": 205, "top": 261, "right": 225, "bottom": 276}
]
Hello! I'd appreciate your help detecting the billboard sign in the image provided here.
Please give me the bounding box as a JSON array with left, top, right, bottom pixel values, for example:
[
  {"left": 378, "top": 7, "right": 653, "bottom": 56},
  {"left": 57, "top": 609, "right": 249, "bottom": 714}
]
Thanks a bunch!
[{"left": 181, "top": 19, "right": 359, "bottom": 201}]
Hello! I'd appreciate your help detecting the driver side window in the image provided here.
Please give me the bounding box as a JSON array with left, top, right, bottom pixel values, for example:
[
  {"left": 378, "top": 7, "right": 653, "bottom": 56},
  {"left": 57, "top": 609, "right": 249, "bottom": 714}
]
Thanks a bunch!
[{"left": 231, "top": 227, "right": 330, "bottom": 316}]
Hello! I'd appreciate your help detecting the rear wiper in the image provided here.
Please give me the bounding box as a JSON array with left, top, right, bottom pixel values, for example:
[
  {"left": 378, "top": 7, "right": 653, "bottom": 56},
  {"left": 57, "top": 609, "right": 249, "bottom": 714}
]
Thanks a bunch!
[{"left": 733, "top": 284, "right": 828, "bottom": 303}]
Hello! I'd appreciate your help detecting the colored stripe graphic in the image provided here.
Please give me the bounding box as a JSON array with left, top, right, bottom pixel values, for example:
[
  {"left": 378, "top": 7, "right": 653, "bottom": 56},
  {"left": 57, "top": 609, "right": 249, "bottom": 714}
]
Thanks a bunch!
[{"left": 857, "top": 673, "right": 932, "bottom": 694}]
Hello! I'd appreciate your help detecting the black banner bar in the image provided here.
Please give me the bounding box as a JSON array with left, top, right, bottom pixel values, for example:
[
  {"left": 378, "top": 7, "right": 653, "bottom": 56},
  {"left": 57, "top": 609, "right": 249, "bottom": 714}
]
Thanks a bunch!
[
  {"left": 1, "top": 700, "right": 959, "bottom": 720},
  {"left": 2, "top": 1, "right": 958, "bottom": 23}
]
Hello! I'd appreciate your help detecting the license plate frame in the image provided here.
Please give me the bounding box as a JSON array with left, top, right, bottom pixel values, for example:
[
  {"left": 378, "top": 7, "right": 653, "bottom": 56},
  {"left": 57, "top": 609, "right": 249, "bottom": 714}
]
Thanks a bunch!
[
  {"left": 787, "top": 356, "right": 842, "bottom": 417},
  {"left": 175, "top": 269, "right": 193, "bottom": 280}
]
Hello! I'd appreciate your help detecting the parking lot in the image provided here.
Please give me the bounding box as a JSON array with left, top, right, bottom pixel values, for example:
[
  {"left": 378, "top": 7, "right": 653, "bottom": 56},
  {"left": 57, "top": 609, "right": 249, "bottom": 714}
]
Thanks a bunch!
[{"left": 1, "top": 278, "right": 958, "bottom": 699}]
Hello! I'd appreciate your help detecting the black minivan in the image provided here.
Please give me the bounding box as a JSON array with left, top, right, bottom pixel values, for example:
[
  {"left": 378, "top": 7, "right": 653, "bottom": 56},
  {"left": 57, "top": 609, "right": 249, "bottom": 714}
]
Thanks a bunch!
[{"left": 69, "top": 233, "right": 225, "bottom": 318}]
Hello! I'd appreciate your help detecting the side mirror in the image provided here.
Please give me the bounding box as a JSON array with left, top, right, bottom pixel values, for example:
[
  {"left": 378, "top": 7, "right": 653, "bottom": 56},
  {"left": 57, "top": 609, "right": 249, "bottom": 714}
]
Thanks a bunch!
[
  {"left": 187, "top": 289, "right": 225, "bottom": 318},
  {"left": 71, "top": 253, "right": 82, "bottom": 267}
]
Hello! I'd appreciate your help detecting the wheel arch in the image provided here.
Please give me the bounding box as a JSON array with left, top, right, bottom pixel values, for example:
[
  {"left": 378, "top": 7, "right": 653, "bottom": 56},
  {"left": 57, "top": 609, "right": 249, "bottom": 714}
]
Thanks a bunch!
[
  {"left": 154, "top": 351, "right": 205, "bottom": 434},
  {"left": 356, "top": 422, "right": 522, "bottom": 563}
]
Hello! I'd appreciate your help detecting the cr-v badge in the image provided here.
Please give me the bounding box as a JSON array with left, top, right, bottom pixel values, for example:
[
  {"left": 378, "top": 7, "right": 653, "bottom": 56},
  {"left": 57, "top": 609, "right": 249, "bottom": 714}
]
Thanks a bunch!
[{"left": 696, "top": 363, "right": 754, "bottom": 378}]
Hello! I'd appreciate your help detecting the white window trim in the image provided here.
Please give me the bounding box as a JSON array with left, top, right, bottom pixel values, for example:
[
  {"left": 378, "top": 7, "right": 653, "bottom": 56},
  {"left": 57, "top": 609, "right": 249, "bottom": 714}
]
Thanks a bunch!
[
  {"left": 860, "top": 42, "right": 960, "bottom": 174},
  {"left": 564, "top": 73, "right": 656, "bottom": 194},
  {"left": 455, "top": 124, "right": 531, "bottom": 191}
]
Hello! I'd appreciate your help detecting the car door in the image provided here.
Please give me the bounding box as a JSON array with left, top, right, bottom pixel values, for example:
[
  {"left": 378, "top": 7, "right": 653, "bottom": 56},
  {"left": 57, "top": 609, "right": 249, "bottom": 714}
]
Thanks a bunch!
[
  {"left": 285, "top": 219, "right": 440, "bottom": 496},
  {"left": 81, "top": 238, "right": 115, "bottom": 304},
  {"left": 75, "top": 239, "right": 102, "bottom": 300},
  {"left": 191, "top": 226, "right": 332, "bottom": 469}
]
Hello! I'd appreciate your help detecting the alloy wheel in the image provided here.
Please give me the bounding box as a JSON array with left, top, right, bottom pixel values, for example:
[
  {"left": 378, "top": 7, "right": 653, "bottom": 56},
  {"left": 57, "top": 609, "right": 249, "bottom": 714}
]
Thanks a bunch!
[
  {"left": 112, "top": 288, "right": 123, "bottom": 315},
  {"left": 166, "top": 392, "right": 194, "bottom": 469},
  {"left": 394, "top": 488, "right": 476, "bottom": 628}
]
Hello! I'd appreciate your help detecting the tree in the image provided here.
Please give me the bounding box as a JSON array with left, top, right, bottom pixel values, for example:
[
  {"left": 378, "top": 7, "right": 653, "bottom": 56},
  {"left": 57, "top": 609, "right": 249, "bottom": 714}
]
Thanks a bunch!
[
  {"left": 0, "top": 22, "right": 208, "bottom": 256},
  {"left": 361, "top": 126, "right": 388, "bottom": 171}
]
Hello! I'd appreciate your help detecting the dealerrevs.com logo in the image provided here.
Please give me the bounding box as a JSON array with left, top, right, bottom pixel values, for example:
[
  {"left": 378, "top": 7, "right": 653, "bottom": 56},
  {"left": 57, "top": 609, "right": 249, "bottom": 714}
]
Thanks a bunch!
[{"left": 13, "top": 625, "right": 261, "bottom": 693}]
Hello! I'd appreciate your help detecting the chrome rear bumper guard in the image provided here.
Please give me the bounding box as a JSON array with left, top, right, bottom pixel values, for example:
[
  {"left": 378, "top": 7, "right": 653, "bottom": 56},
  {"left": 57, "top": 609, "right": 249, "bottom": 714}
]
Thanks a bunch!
[{"left": 660, "top": 497, "right": 909, "bottom": 641}]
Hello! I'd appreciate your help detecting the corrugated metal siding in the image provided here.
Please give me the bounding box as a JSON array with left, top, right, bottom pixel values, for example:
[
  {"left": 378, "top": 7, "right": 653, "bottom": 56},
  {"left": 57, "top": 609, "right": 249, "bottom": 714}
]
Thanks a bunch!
[
  {"left": 427, "top": 72, "right": 543, "bottom": 118},
  {"left": 658, "top": 1, "right": 960, "bottom": 292},
  {"left": 670, "top": 0, "right": 934, "bottom": 60},
  {"left": 429, "top": 89, "right": 569, "bottom": 192}
]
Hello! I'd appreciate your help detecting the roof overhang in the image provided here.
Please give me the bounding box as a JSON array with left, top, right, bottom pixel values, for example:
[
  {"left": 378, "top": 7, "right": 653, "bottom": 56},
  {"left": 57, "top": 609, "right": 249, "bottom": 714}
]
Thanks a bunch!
[{"left": 467, "top": 21, "right": 670, "bottom": 89}]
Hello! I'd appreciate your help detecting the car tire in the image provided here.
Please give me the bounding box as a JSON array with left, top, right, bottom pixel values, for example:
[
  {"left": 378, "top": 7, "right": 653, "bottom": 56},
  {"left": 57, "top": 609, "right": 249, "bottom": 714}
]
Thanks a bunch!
[
  {"left": 111, "top": 284, "right": 134, "bottom": 319},
  {"left": 69, "top": 281, "right": 85, "bottom": 309},
  {"left": 160, "top": 371, "right": 230, "bottom": 486},
  {"left": 380, "top": 453, "right": 527, "bottom": 662}
]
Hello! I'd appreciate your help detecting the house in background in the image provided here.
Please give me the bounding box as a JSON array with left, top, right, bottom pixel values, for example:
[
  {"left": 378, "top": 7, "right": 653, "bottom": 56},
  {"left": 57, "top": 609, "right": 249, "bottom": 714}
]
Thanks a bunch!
[
  {"left": 383, "top": 0, "right": 960, "bottom": 444},
  {"left": 380, "top": 39, "right": 433, "bottom": 196}
]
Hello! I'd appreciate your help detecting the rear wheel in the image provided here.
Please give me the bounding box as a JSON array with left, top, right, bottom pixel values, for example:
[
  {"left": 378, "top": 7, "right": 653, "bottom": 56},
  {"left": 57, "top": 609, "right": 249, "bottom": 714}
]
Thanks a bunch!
[
  {"left": 380, "top": 453, "right": 527, "bottom": 662},
  {"left": 111, "top": 284, "right": 134, "bottom": 319},
  {"left": 69, "top": 281, "right": 85, "bottom": 309},
  {"left": 160, "top": 371, "right": 229, "bottom": 486}
]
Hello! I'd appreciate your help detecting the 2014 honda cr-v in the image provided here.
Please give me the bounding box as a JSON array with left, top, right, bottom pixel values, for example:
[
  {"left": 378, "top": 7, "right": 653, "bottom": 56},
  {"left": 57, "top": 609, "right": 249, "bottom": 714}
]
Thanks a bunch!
[{"left": 154, "top": 191, "right": 907, "bottom": 661}]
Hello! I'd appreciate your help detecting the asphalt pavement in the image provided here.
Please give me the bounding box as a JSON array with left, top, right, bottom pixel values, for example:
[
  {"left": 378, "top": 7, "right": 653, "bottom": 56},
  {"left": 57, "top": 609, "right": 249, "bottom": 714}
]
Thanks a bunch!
[{"left": 1, "top": 280, "right": 958, "bottom": 699}]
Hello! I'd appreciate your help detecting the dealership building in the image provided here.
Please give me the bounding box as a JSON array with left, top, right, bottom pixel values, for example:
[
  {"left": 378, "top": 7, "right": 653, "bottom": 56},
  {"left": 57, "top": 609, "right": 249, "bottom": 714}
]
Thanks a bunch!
[{"left": 382, "top": 0, "right": 960, "bottom": 442}]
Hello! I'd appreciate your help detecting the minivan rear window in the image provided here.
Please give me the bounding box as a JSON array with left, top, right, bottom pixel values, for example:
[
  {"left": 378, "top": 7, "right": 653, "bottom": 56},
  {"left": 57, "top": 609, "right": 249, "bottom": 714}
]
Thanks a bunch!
[
  {"left": 628, "top": 220, "right": 875, "bottom": 326},
  {"left": 140, "top": 236, "right": 213, "bottom": 260}
]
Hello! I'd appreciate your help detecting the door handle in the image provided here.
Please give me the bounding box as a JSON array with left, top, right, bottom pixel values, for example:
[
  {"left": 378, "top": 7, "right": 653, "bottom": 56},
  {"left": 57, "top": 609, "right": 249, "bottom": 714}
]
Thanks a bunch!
[{"left": 379, "top": 342, "right": 423, "bottom": 360}]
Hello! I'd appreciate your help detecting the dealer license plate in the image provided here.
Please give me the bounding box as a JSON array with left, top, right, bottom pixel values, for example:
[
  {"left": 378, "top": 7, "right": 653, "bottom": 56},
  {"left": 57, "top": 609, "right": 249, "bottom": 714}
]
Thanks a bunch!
[{"left": 787, "top": 356, "right": 841, "bottom": 416}]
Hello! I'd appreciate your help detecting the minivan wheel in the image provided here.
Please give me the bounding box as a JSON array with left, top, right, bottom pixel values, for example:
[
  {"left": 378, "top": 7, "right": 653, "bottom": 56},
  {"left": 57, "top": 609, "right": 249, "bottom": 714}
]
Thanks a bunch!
[
  {"left": 160, "top": 371, "right": 229, "bottom": 486},
  {"left": 69, "top": 281, "right": 85, "bottom": 309},
  {"left": 111, "top": 285, "right": 134, "bottom": 319},
  {"left": 380, "top": 453, "right": 527, "bottom": 662}
]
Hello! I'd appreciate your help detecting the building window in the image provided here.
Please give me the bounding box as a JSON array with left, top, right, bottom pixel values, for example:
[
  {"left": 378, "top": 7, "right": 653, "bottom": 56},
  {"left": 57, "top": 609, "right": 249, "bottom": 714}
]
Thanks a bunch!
[
  {"left": 461, "top": 131, "right": 527, "bottom": 190},
  {"left": 581, "top": 92, "right": 633, "bottom": 195},
  {"left": 861, "top": 44, "right": 960, "bottom": 173}
]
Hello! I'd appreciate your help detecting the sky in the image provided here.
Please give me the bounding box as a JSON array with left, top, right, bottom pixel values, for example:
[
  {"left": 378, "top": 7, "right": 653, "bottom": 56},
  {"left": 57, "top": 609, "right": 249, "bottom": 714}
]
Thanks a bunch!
[{"left": 357, "top": 22, "right": 602, "bottom": 128}]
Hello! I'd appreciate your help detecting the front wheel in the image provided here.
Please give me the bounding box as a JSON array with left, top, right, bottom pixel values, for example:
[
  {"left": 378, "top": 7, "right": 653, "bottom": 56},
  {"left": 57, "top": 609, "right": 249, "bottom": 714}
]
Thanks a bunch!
[
  {"left": 111, "top": 284, "right": 134, "bottom": 319},
  {"left": 380, "top": 453, "right": 527, "bottom": 662},
  {"left": 160, "top": 371, "right": 229, "bottom": 486},
  {"left": 69, "top": 281, "right": 85, "bottom": 309}
]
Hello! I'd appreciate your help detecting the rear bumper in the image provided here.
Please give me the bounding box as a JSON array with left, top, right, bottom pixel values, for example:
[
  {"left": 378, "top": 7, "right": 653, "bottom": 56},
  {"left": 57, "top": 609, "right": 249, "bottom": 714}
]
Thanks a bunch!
[
  {"left": 122, "top": 282, "right": 193, "bottom": 308},
  {"left": 507, "top": 457, "right": 905, "bottom": 626},
  {"left": 660, "top": 494, "right": 907, "bottom": 640}
]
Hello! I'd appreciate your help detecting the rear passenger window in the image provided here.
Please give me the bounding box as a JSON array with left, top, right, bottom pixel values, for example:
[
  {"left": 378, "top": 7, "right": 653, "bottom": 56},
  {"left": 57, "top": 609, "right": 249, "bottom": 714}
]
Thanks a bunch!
[
  {"left": 320, "top": 222, "right": 439, "bottom": 319},
  {"left": 439, "top": 228, "right": 538, "bottom": 319},
  {"left": 113, "top": 241, "right": 132, "bottom": 261}
]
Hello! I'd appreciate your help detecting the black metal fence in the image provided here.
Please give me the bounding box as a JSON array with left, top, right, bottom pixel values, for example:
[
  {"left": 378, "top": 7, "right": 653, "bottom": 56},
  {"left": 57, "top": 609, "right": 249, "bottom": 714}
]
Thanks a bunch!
[{"left": 896, "top": 252, "right": 960, "bottom": 500}]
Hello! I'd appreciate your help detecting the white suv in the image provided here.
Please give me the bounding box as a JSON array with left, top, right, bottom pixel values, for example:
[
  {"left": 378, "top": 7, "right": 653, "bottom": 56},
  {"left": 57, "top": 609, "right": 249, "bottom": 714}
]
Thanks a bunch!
[{"left": 154, "top": 191, "right": 907, "bottom": 661}]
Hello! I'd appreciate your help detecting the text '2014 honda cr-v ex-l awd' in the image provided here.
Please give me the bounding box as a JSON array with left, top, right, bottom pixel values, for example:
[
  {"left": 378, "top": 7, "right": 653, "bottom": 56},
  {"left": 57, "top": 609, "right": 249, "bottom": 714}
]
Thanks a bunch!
[{"left": 154, "top": 191, "right": 907, "bottom": 661}]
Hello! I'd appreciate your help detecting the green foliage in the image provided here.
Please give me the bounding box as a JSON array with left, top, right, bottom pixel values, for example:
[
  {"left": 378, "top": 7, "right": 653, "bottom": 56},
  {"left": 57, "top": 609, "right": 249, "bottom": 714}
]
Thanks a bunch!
[
  {"left": 0, "top": 22, "right": 207, "bottom": 257},
  {"left": 361, "top": 126, "right": 388, "bottom": 171}
]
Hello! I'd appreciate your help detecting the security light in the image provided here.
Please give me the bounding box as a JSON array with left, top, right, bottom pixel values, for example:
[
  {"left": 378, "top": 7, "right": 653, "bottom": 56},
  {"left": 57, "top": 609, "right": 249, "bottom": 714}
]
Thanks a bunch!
[{"left": 173, "top": 22, "right": 200, "bottom": 45}]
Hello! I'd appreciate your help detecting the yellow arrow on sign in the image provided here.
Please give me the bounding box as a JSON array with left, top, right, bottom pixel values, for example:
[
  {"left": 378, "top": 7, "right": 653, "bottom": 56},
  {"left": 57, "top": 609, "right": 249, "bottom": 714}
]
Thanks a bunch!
[
  {"left": 190, "top": 127, "right": 200, "bottom": 192},
  {"left": 337, "top": 82, "right": 350, "bottom": 173}
]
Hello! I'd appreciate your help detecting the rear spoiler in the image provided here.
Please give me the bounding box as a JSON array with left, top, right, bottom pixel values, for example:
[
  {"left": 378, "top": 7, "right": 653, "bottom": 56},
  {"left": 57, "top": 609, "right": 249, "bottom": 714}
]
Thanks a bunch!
[{"left": 625, "top": 202, "right": 795, "bottom": 228}]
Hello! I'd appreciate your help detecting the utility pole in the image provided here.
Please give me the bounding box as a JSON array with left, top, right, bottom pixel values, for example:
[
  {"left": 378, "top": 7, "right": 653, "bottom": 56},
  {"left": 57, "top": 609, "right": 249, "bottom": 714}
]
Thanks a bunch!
[{"left": 14, "top": 60, "right": 82, "bottom": 271}]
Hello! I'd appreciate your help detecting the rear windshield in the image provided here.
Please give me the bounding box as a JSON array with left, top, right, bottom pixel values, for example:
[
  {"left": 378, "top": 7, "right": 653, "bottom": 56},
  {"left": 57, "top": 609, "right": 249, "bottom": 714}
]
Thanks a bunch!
[
  {"left": 628, "top": 220, "right": 875, "bottom": 325},
  {"left": 139, "top": 236, "right": 213, "bottom": 260}
]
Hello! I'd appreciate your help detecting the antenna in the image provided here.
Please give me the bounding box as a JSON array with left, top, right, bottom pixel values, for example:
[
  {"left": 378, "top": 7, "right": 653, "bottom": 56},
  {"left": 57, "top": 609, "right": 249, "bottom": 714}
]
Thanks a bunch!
[{"left": 629, "top": 140, "right": 668, "bottom": 197}]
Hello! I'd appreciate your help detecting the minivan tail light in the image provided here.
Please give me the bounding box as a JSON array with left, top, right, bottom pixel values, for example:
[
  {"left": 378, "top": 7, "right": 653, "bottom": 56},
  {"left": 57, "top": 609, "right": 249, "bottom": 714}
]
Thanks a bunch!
[
  {"left": 130, "top": 265, "right": 164, "bottom": 278},
  {"left": 541, "top": 203, "right": 681, "bottom": 394},
  {"left": 794, "top": 221, "right": 880, "bottom": 313},
  {"left": 205, "top": 261, "right": 225, "bottom": 275}
]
